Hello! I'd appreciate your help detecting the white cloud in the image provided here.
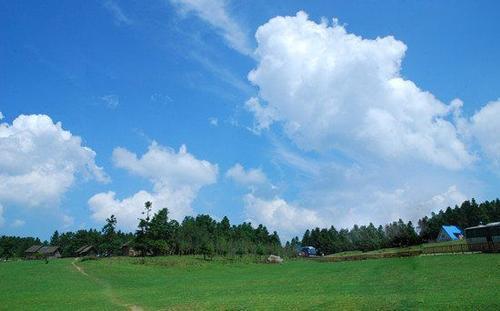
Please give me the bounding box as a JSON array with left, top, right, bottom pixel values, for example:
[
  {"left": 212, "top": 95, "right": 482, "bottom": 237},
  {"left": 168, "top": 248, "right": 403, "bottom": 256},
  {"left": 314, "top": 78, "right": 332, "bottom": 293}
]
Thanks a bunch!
[
  {"left": 12, "top": 219, "right": 25, "bottom": 228},
  {"left": 89, "top": 142, "right": 218, "bottom": 230},
  {"left": 226, "top": 163, "right": 267, "bottom": 186},
  {"left": 471, "top": 100, "right": 500, "bottom": 164},
  {"left": 244, "top": 193, "right": 325, "bottom": 238},
  {"left": 171, "top": 0, "right": 252, "bottom": 55},
  {"left": 0, "top": 204, "right": 4, "bottom": 227},
  {"left": 100, "top": 94, "right": 120, "bottom": 109},
  {"left": 209, "top": 117, "right": 218, "bottom": 126},
  {"left": 248, "top": 11, "right": 473, "bottom": 170},
  {"left": 245, "top": 97, "right": 276, "bottom": 133},
  {"left": 112, "top": 142, "right": 217, "bottom": 189},
  {"left": 0, "top": 112, "right": 4, "bottom": 120},
  {"left": 62, "top": 214, "right": 75, "bottom": 229},
  {"left": 103, "top": 0, "right": 132, "bottom": 26},
  {"left": 268, "top": 134, "right": 476, "bottom": 233},
  {"left": 424, "top": 185, "right": 467, "bottom": 213},
  {"left": 0, "top": 114, "right": 108, "bottom": 207}
]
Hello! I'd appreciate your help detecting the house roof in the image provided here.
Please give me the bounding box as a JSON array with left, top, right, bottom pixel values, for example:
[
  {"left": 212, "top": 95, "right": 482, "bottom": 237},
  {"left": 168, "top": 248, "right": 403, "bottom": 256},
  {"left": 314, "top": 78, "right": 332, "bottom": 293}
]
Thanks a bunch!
[
  {"left": 75, "top": 245, "right": 88, "bottom": 254},
  {"left": 38, "top": 246, "right": 60, "bottom": 254},
  {"left": 25, "top": 245, "right": 43, "bottom": 253},
  {"left": 79, "top": 245, "right": 95, "bottom": 254},
  {"left": 441, "top": 225, "right": 463, "bottom": 240},
  {"left": 466, "top": 222, "right": 500, "bottom": 230},
  {"left": 121, "top": 240, "right": 133, "bottom": 247}
]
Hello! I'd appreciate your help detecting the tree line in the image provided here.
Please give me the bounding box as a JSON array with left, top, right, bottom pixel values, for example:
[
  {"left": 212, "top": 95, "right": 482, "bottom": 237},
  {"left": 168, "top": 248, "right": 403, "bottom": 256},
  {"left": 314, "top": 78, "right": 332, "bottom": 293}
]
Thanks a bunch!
[
  {"left": 1, "top": 198, "right": 498, "bottom": 259},
  {"left": 293, "top": 219, "right": 420, "bottom": 255},
  {"left": 417, "top": 198, "right": 500, "bottom": 241},
  {"left": 2, "top": 201, "right": 282, "bottom": 259},
  {"left": 293, "top": 198, "right": 499, "bottom": 255},
  {"left": 133, "top": 202, "right": 282, "bottom": 259},
  {"left": 0, "top": 236, "right": 43, "bottom": 259}
]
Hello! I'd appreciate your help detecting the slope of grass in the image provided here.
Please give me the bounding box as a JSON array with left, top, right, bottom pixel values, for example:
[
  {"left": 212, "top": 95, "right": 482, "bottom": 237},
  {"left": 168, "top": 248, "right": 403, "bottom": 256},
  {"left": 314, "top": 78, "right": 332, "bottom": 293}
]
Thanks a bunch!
[
  {"left": 326, "top": 240, "right": 469, "bottom": 259},
  {"left": 0, "top": 259, "right": 120, "bottom": 310},
  {"left": 1, "top": 254, "right": 499, "bottom": 310}
]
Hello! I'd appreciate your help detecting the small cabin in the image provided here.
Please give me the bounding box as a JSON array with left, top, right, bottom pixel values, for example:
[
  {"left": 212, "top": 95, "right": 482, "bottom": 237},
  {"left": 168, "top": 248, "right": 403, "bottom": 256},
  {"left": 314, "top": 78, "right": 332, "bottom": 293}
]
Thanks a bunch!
[
  {"left": 25, "top": 245, "right": 43, "bottom": 259},
  {"left": 75, "top": 245, "right": 97, "bottom": 258},
  {"left": 121, "top": 241, "right": 139, "bottom": 257},
  {"left": 436, "top": 225, "right": 463, "bottom": 242}
]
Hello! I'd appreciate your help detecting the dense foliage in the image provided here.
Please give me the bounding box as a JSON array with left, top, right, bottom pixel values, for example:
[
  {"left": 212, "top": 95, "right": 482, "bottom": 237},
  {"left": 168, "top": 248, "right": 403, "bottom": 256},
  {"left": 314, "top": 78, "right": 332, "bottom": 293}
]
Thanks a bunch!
[
  {"left": 297, "top": 198, "right": 499, "bottom": 255},
  {"left": 1, "top": 201, "right": 281, "bottom": 259},
  {"left": 0, "top": 236, "right": 43, "bottom": 259},
  {"left": 417, "top": 198, "right": 500, "bottom": 241},
  {"left": 50, "top": 226, "right": 133, "bottom": 258},
  {"left": 2, "top": 198, "right": 498, "bottom": 259},
  {"left": 132, "top": 202, "right": 282, "bottom": 258},
  {"left": 297, "top": 219, "right": 420, "bottom": 255}
]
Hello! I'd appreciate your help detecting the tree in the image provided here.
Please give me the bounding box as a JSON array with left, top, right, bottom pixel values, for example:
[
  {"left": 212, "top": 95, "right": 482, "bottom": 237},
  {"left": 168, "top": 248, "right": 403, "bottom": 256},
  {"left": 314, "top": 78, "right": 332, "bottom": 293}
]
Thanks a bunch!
[
  {"left": 135, "top": 201, "right": 153, "bottom": 259},
  {"left": 101, "top": 215, "right": 119, "bottom": 256},
  {"left": 50, "top": 230, "right": 60, "bottom": 246},
  {"left": 149, "top": 208, "right": 175, "bottom": 255}
]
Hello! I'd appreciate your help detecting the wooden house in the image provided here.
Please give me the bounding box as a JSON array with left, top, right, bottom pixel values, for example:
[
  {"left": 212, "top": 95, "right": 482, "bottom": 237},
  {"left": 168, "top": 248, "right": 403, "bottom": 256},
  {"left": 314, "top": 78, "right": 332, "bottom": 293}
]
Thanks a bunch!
[
  {"left": 76, "top": 245, "right": 97, "bottom": 258},
  {"left": 38, "top": 246, "right": 62, "bottom": 259},
  {"left": 24, "top": 245, "right": 43, "bottom": 259},
  {"left": 121, "top": 241, "right": 139, "bottom": 257}
]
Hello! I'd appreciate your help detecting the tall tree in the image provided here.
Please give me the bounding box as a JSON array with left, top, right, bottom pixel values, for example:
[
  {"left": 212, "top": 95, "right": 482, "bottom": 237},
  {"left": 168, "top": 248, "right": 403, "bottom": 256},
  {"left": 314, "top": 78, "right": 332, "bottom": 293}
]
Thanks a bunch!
[
  {"left": 135, "top": 201, "right": 153, "bottom": 258},
  {"left": 101, "top": 215, "right": 119, "bottom": 256}
]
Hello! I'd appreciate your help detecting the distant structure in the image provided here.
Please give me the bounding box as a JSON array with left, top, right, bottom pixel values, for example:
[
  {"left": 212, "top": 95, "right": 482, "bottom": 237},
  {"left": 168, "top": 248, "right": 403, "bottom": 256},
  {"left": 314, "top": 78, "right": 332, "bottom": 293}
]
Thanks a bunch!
[
  {"left": 39, "top": 246, "right": 61, "bottom": 259},
  {"left": 25, "top": 245, "right": 61, "bottom": 259},
  {"left": 24, "top": 245, "right": 43, "bottom": 259},
  {"left": 298, "top": 246, "right": 317, "bottom": 257},
  {"left": 436, "top": 225, "right": 463, "bottom": 242},
  {"left": 121, "top": 241, "right": 138, "bottom": 257},
  {"left": 75, "top": 245, "right": 97, "bottom": 258},
  {"left": 465, "top": 222, "right": 500, "bottom": 252}
]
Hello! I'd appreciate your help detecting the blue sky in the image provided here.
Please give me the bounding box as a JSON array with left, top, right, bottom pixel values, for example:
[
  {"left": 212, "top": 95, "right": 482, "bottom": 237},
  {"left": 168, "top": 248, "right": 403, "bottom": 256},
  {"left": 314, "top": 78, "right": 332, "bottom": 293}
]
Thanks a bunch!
[{"left": 1, "top": 0, "right": 499, "bottom": 240}]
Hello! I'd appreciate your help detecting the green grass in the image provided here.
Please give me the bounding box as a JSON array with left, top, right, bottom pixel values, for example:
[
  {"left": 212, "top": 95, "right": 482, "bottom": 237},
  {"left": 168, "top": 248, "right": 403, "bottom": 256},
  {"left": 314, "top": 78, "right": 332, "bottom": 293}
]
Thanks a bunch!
[
  {"left": 0, "top": 259, "right": 120, "bottom": 310},
  {"left": 1, "top": 254, "right": 499, "bottom": 310},
  {"left": 326, "top": 241, "right": 469, "bottom": 259}
]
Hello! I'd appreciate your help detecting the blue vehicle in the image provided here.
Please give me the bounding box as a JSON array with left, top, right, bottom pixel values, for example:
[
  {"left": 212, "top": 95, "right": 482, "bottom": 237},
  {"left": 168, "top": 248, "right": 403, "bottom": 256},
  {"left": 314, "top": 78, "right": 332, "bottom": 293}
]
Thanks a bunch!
[{"left": 299, "top": 246, "right": 317, "bottom": 257}]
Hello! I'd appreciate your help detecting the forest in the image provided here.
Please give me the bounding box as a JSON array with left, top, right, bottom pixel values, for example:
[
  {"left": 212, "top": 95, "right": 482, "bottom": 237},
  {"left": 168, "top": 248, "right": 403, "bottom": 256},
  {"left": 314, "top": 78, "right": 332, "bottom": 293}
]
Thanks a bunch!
[
  {"left": 1, "top": 198, "right": 499, "bottom": 259},
  {"left": 296, "top": 198, "right": 500, "bottom": 255}
]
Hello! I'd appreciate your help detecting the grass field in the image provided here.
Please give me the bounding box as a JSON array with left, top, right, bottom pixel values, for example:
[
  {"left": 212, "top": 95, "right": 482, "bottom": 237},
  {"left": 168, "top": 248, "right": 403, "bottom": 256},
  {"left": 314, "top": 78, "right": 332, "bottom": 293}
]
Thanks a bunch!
[{"left": 1, "top": 254, "right": 499, "bottom": 310}]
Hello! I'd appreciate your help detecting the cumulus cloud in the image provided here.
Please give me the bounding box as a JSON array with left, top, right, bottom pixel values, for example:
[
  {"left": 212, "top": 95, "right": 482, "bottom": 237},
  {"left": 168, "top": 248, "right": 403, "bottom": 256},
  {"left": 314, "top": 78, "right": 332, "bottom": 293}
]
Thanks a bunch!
[
  {"left": 423, "top": 185, "right": 467, "bottom": 213},
  {"left": 244, "top": 193, "right": 325, "bottom": 238},
  {"left": 0, "top": 114, "right": 108, "bottom": 207},
  {"left": 470, "top": 100, "right": 500, "bottom": 165},
  {"left": 247, "top": 12, "right": 473, "bottom": 170},
  {"left": 0, "top": 112, "right": 4, "bottom": 120},
  {"left": 89, "top": 142, "right": 218, "bottom": 230},
  {"left": 245, "top": 97, "right": 276, "bottom": 133},
  {"left": 170, "top": 0, "right": 252, "bottom": 55},
  {"left": 226, "top": 163, "right": 267, "bottom": 186}
]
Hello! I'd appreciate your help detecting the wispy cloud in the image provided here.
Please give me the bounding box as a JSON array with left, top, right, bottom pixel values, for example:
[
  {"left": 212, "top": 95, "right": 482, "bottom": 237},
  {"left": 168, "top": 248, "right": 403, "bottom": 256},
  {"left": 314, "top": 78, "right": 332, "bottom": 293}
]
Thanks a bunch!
[
  {"left": 103, "top": 0, "right": 132, "bottom": 26},
  {"left": 100, "top": 94, "right": 120, "bottom": 109},
  {"left": 12, "top": 219, "right": 25, "bottom": 228},
  {"left": 188, "top": 51, "right": 254, "bottom": 95},
  {"left": 209, "top": 117, "right": 219, "bottom": 126},
  {"left": 170, "top": 0, "right": 252, "bottom": 55}
]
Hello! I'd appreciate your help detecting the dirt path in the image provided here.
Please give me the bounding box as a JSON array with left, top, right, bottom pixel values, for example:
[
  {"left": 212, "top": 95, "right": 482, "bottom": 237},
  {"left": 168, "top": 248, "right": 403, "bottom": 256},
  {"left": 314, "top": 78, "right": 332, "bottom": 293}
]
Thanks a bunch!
[{"left": 72, "top": 258, "right": 144, "bottom": 311}]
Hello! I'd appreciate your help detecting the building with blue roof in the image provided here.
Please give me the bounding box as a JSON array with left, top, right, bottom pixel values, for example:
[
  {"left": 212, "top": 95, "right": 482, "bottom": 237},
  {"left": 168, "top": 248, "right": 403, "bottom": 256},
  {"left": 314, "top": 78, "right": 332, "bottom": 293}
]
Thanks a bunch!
[{"left": 436, "top": 225, "right": 464, "bottom": 242}]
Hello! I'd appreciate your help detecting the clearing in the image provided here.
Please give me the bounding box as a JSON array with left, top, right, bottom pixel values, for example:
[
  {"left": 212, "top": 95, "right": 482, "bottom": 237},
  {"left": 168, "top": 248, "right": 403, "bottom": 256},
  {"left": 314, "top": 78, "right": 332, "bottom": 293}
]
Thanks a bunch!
[{"left": 0, "top": 254, "right": 499, "bottom": 310}]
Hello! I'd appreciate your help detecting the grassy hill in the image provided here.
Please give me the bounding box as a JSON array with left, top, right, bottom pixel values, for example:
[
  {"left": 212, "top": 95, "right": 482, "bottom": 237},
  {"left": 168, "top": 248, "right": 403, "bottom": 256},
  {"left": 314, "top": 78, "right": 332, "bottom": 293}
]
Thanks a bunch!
[{"left": 0, "top": 254, "right": 499, "bottom": 310}]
